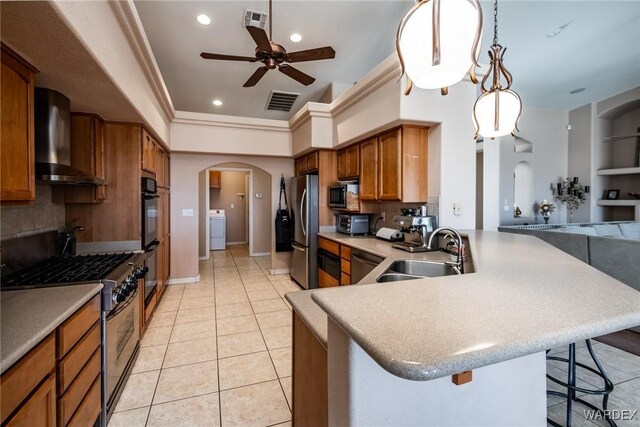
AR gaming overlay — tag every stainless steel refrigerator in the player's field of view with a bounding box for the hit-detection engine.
[290,175,319,289]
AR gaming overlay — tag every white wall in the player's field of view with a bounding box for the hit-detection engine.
[568,104,593,223]
[170,153,293,281]
[494,107,569,226]
[51,1,172,144]
[171,111,292,156]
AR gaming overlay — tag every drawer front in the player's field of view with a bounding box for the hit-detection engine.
[340,245,351,260]
[341,259,351,275]
[66,376,101,427]
[1,333,55,424]
[5,373,56,427]
[58,322,100,394]
[58,349,100,427]
[318,238,339,256]
[57,295,100,358]
[340,272,351,286]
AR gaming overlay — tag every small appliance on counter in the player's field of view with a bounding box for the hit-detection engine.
[336,214,369,235]
[375,227,404,242]
[328,182,359,209]
[391,205,438,252]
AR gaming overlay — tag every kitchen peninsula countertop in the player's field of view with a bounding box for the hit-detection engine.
[1,284,103,374]
[285,230,640,381]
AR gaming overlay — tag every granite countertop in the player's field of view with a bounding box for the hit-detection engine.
[1,284,103,374]
[286,230,640,382]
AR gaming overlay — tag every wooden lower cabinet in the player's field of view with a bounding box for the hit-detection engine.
[293,312,327,427]
[317,269,338,288]
[6,373,56,427]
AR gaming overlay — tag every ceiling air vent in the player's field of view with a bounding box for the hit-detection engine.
[266,91,300,112]
[243,9,267,29]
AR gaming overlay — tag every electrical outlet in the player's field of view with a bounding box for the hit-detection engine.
[453,203,462,216]
[380,212,386,221]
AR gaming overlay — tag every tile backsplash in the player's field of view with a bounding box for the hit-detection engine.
[1,185,65,241]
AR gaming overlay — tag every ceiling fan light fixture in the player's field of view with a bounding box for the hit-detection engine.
[472,0,522,139]
[396,0,483,95]
[197,14,211,26]
[212,99,223,106]
[289,33,302,43]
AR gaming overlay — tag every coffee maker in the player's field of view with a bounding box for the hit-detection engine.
[392,205,438,253]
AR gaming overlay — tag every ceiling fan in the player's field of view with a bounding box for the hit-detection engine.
[200,0,335,87]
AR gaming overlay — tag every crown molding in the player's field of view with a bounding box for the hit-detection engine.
[109,1,175,122]
[289,102,332,132]
[173,111,291,133]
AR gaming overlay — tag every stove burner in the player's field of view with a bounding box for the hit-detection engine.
[1,253,134,287]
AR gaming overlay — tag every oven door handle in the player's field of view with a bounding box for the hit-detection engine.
[144,194,160,200]
[145,241,160,252]
[107,288,138,320]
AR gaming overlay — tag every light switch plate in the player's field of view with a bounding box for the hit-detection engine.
[182,209,194,217]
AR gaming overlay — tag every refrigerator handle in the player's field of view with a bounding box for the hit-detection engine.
[292,243,305,252]
[300,188,307,237]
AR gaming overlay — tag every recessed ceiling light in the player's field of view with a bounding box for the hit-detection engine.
[546,22,570,38]
[289,33,302,43]
[569,88,586,95]
[197,14,211,25]
[212,99,223,106]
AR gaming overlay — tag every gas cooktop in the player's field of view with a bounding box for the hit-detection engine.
[1,253,134,288]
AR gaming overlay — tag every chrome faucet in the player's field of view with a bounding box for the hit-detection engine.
[427,227,465,274]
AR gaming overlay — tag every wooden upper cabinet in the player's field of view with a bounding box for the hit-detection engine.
[295,157,307,176]
[209,170,221,189]
[399,126,429,203]
[1,43,37,204]
[378,128,402,201]
[141,129,157,173]
[337,145,359,180]
[359,138,378,200]
[64,114,106,203]
[156,146,165,187]
[306,151,319,172]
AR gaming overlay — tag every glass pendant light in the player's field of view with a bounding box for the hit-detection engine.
[472,0,522,138]
[396,0,483,96]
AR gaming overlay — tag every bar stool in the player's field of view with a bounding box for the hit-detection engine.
[546,339,616,427]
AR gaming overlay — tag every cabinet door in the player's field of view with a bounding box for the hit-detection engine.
[1,45,36,203]
[157,239,165,296]
[337,149,347,180]
[156,146,165,187]
[141,129,156,173]
[163,152,170,189]
[306,151,319,172]
[359,138,378,200]
[162,191,170,238]
[295,157,307,176]
[346,145,360,178]
[164,234,170,283]
[209,171,221,189]
[378,129,402,201]
[6,374,56,427]
[65,114,106,203]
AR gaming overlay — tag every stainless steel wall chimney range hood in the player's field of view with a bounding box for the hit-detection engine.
[34,88,104,185]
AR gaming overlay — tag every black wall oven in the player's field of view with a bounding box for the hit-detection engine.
[141,177,159,305]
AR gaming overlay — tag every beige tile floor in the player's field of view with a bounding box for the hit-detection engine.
[110,245,299,427]
[110,245,640,426]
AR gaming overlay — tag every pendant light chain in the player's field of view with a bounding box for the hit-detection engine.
[493,0,498,46]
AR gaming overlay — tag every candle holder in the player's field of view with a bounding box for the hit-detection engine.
[551,177,589,223]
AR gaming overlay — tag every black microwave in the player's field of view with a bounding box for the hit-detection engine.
[328,183,359,209]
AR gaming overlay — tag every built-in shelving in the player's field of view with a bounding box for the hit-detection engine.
[597,199,640,206]
[603,133,640,143]
[596,167,640,176]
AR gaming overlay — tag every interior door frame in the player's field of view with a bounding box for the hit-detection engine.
[204,167,254,259]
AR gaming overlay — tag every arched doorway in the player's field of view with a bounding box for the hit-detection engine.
[198,162,272,260]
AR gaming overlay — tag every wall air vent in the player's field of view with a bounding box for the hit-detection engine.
[266,91,300,112]
[243,9,267,29]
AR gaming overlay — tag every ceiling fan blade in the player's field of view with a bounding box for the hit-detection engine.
[246,26,273,53]
[278,65,315,86]
[201,52,256,62]
[286,46,335,63]
[243,67,269,87]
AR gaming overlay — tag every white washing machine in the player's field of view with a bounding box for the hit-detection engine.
[210,209,226,250]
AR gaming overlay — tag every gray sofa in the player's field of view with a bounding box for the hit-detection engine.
[500,222,640,332]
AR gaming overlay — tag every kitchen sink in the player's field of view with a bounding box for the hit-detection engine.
[376,259,460,283]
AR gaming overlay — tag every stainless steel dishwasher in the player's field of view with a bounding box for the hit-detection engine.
[351,249,384,283]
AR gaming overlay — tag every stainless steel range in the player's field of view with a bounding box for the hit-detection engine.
[1,233,149,424]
